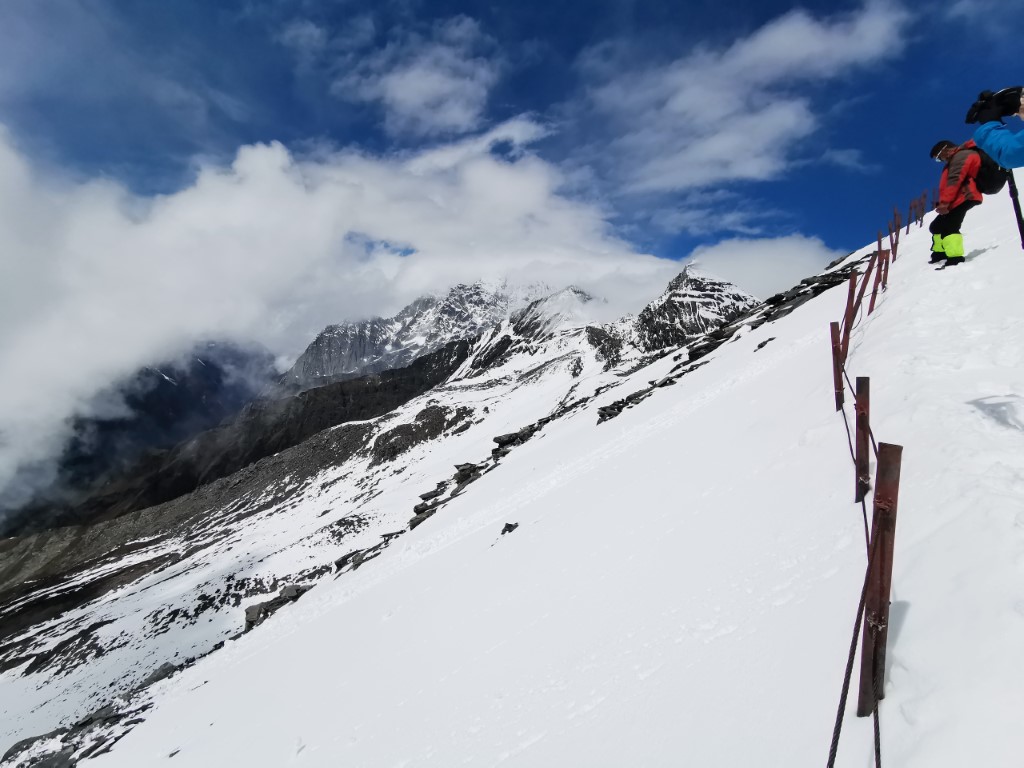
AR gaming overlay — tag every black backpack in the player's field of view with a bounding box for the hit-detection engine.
[970,147,1010,195]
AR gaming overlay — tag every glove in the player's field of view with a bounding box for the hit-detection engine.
[967,91,1003,124]
[996,86,1024,116]
[966,86,1024,124]
[935,203,950,215]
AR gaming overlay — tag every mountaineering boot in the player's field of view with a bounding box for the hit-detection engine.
[941,233,965,266]
[930,234,945,262]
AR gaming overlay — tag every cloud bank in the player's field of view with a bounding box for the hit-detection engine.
[279,14,503,138]
[0,120,679,503]
[580,1,910,195]
[688,235,844,299]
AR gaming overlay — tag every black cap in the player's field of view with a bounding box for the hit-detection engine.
[930,140,956,159]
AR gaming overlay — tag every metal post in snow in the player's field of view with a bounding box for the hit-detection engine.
[857,512,883,718]
[873,442,903,702]
[868,250,887,313]
[840,271,859,363]
[855,377,870,502]
[893,208,901,257]
[830,322,844,411]
[842,253,877,362]
[881,247,890,291]
[857,442,903,717]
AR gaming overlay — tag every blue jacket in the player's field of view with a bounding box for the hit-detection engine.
[974,122,1024,168]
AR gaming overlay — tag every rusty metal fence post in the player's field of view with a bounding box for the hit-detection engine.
[892,208,901,258]
[868,249,888,314]
[854,378,870,501]
[830,322,844,411]
[840,253,877,362]
[839,271,858,361]
[857,442,903,717]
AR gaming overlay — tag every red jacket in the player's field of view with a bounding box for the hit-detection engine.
[939,140,983,209]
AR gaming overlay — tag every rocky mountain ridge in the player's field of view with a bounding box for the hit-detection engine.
[0,343,279,538]
[286,281,541,390]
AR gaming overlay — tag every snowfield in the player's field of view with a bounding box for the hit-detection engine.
[6,193,1024,766]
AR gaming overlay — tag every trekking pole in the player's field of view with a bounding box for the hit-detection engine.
[1008,170,1024,251]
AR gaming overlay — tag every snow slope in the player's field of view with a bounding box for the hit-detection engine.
[10,194,1024,766]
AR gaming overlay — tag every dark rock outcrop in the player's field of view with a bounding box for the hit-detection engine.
[243,584,313,632]
[287,283,510,390]
[5,340,471,537]
[370,405,472,466]
[0,342,279,538]
[585,326,624,369]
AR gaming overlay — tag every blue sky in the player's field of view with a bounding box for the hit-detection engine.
[3,0,1022,256]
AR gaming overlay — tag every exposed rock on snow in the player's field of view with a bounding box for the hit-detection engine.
[243,585,313,632]
[370,405,472,466]
[6,340,472,535]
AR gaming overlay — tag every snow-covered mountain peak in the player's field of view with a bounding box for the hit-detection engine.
[287,280,560,389]
[634,266,759,351]
[511,285,599,340]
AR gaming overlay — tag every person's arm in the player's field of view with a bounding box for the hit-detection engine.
[974,122,1024,168]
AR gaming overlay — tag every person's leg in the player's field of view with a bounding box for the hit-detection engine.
[928,215,948,261]
[939,202,978,265]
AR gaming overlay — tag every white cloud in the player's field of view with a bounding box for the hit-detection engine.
[581,2,910,193]
[947,0,1015,17]
[277,19,329,70]
[330,16,502,137]
[820,148,878,173]
[0,121,679,501]
[649,207,769,237]
[688,234,844,298]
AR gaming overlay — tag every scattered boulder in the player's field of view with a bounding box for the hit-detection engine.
[334,551,361,571]
[501,523,519,535]
[29,748,77,767]
[74,704,120,729]
[136,662,177,690]
[409,509,437,530]
[243,584,313,632]
[419,486,446,501]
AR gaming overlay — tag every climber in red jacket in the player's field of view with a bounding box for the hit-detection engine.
[929,139,983,266]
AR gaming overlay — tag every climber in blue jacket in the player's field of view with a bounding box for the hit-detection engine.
[968,87,1024,168]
